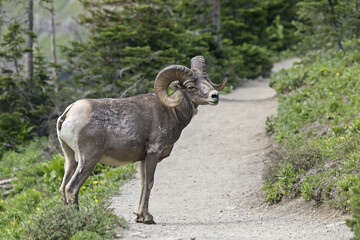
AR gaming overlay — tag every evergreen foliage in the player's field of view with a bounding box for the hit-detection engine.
[61,0,218,99]
[294,0,360,50]
[59,0,300,102]
[0,21,54,155]
[175,0,299,81]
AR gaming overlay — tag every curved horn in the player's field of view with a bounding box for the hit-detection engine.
[191,55,227,91]
[210,78,227,91]
[191,55,206,72]
[154,65,195,108]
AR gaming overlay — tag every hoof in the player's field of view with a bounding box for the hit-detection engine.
[144,219,156,225]
[134,213,156,224]
[136,218,156,224]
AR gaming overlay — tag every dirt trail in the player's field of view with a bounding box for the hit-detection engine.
[111,59,353,240]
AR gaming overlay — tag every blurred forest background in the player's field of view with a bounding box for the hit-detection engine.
[0,0,301,154]
[3,0,360,239]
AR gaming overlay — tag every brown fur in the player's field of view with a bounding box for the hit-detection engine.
[57,58,224,224]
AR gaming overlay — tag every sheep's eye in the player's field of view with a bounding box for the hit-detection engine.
[187,86,197,91]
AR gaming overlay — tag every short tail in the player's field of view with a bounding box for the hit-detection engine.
[57,103,74,131]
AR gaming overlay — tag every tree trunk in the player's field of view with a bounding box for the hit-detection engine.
[27,0,34,87]
[0,1,2,40]
[49,1,59,93]
[328,0,343,50]
[39,0,60,94]
[212,0,222,51]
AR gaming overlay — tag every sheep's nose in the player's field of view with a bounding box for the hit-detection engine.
[211,92,219,100]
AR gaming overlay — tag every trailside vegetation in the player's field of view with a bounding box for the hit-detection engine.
[263,1,360,239]
[264,48,360,208]
[0,138,136,239]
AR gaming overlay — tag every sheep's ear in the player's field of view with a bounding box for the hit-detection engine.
[170,81,183,90]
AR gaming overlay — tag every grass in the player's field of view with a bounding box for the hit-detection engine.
[264,46,360,210]
[0,139,136,239]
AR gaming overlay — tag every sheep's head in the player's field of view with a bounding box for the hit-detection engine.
[154,56,226,108]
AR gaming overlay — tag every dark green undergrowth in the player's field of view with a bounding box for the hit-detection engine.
[264,46,360,237]
[0,138,136,239]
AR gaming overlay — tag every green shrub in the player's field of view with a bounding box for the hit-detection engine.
[265,116,275,135]
[3,188,42,216]
[265,49,360,214]
[0,112,35,152]
[263,142,323,184]
[346,180,360,239]
[0,138,136,240]
[333,174,358,209]
[24,203,118,240]
[224,43,273,79]
[263,164,299,203]
[0,188,43,238]
[0,138,48,179]
[38,154,65,192]
[70,230,103,240]
[269,64,304,94]
[9,154,64,197]
[300,174,321,200]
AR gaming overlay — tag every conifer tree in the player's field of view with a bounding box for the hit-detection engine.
[176,0,298,80]
[27,0,34,87]
[0,21,24,75]
[0,21,31,152]
[294,0,360,50]
[39,0,59,94]
[0,19,53,154]
[62,0,214,99]
[0,0,3,40]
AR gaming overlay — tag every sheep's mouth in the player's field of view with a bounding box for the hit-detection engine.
[208,99,219,105]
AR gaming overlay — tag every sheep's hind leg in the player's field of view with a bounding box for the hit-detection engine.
[135,153,158,224]
[65,151,101,207]
[59,141,77,204]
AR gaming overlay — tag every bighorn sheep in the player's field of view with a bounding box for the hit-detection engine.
[57,56,226,224]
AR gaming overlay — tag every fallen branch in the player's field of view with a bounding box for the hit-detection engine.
[0,177,16,185]
[0,184,13,190]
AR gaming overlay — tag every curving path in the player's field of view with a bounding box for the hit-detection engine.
[110,59,352,240]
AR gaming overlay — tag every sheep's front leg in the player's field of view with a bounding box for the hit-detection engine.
[134,160,145,217]
[134,153,158,224]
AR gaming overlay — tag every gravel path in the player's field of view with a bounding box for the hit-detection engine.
[110,59,353,240]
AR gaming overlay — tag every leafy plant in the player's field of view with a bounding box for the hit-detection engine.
[38,154,65,192]
[294,0,360,50]
[265,48,360,236]
[0,139,136,239]
[263,164,299,203]
[265,115,275,135]
[24,203,119,240]
[269,64,304,94]
[347,180,360,239]
[70,230,103,240]
[300,174,321,200]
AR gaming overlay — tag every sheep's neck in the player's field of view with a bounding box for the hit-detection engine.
[173,94,197,130]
